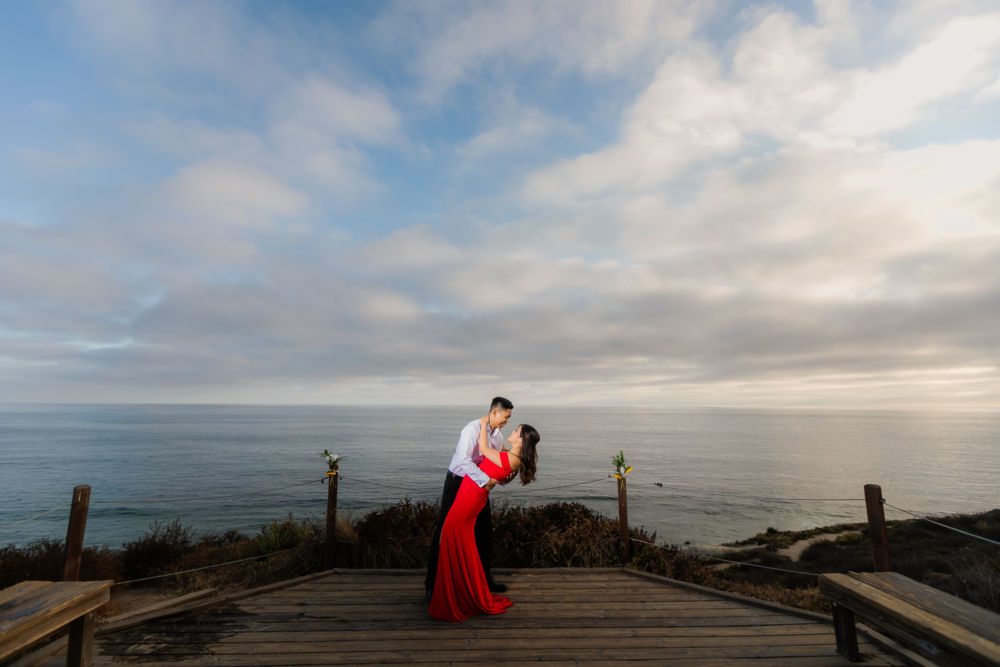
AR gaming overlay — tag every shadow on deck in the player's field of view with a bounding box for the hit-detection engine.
[91,568,909,665]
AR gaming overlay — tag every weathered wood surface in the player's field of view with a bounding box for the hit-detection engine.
[86,569,905,665]
[820,572,1000,666]
[0,579,112,661]
[849,571,1000,645]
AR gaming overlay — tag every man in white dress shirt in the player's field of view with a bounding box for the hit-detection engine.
[424,396,513,604]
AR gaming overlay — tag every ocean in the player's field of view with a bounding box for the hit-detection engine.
[1,404,997,549]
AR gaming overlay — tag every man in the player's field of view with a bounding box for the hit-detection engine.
[425,396,513,604]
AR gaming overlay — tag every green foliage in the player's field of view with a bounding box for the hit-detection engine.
[835,531,863,544]
[255,515,321,553]
[610,450,632,478]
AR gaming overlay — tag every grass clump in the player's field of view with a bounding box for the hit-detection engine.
[256,515,321,553]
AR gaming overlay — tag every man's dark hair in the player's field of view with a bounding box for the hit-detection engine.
[490,396,513,411]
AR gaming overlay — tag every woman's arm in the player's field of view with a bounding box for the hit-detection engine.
[478,417,521,471]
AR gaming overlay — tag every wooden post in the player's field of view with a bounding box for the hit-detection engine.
[864,484,891,572]
[617,475,630,564]
[66,612,95,667]
[63,485,91,582]
[324,472,339,569]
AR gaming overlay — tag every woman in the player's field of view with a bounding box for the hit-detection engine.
[428,417,540,622]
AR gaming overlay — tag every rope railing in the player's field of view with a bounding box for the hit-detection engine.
[883,500,1000,548]
[112,543,320,587]
[91,477,327,505]
[497,476,608,493]
[0,504,72,532]
[9,466,996,594]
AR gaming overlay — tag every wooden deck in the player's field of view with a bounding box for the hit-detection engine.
[85,568,907,665]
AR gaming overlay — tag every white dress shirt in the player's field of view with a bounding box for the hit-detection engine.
[448,419,504,487]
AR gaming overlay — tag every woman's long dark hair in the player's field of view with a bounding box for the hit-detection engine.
[516,424,539,485]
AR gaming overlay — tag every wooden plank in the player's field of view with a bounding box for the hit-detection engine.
[99,632,850,654]
[92,659,889,667]
[821,573,1000,666]
[0,581,110,660]
[254,590,717,604]
[623,568,835,625]
[91,643,859,664]
[0,582,106,627]
[0,582,110,635]
[101,589,217,627]
[103,614,817,631]
[850,572,1000,644]
[0,581,51,607]
[97,589,220,635]
[235,599,761,613]
[98,624,832,643]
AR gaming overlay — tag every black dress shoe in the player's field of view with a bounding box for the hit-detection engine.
[487,581,508,593]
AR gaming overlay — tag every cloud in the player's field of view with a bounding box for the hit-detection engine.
[457,105,568,161]
[825,12,1000,137]
[374,0,703,102]
[65,0,287,96]
[166,161,307,226]
[522,6,1000,205]
[3,1,1000,407]
[274,77,401,147]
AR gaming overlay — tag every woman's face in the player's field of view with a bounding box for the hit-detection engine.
[507,425,523,446]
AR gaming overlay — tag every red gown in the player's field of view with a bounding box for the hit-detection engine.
[428,452,514,622]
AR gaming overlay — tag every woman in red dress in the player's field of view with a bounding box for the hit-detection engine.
[428,416,540,622]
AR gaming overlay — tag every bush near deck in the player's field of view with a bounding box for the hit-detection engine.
[1,503,996,616]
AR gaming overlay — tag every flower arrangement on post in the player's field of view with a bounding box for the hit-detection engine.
[610,450,633,479]
[322,449,340,483]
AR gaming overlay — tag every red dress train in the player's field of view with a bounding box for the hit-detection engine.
[428,452,514,622]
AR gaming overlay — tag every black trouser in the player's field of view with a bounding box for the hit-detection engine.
[425,471,494,593]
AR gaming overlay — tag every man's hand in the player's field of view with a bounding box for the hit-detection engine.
[502,469,518,485]
[485,478,498,490]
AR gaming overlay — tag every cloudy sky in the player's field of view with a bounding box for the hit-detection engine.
[1,0,999,408]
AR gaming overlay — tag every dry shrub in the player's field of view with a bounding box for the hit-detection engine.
[0,540,121,588]
[121,519,194,580]
[346,499,438,568]
[630,540,713,585]
[712,580,830,614]
[492,502,622,567]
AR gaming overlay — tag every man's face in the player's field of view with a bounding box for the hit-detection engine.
[491,408,512,429]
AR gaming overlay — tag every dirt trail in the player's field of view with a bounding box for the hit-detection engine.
[776,531,855,561]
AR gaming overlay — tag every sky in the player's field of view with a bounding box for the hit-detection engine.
[1,0,999,408]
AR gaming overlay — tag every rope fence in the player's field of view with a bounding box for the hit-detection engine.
[883,500,1000,548]
[6,466,996,596]
[112,543,320,587]
[91,477,328,505]
[0,504,72,532]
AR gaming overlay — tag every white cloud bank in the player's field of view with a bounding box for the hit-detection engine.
[1,1,999,408]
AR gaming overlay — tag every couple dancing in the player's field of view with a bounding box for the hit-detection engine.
[425,397,540,622]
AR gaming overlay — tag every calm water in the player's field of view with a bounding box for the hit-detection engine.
[1,405,997,549]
